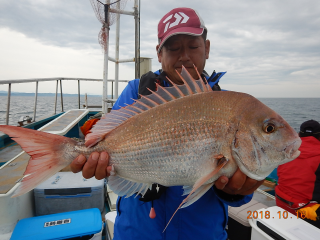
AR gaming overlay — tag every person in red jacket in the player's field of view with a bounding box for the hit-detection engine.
[275,119,320,228]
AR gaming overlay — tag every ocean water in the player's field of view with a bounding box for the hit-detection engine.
[0,95,103,126]
[259,98,320,132]
[0,96,319,132]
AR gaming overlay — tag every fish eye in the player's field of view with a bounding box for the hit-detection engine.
[264,123,276,133]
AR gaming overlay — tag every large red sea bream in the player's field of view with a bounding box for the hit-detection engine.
[0,67,301,214]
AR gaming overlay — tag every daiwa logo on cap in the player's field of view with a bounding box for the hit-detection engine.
[157,8,207,53]
[163,12,190,33]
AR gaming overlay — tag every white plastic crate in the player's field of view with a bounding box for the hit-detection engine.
[249,206,320,240]
[34,172,105,216]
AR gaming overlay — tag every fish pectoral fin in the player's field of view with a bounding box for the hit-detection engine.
[214,154,225,160]
[108,174,152,198]
[182,156,229,206]
[163,158,229,232]
[181,183,214,208]
[182,185,193,196]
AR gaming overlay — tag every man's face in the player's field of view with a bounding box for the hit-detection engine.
[156,34,210,84]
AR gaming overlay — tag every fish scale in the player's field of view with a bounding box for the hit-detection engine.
[93,93,234,187]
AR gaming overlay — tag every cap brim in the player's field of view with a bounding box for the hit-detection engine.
[158,27,204,53]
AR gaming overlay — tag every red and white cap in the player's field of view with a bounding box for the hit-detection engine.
[157,7,206,53]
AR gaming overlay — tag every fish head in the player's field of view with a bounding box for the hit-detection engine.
[231,97,301,180]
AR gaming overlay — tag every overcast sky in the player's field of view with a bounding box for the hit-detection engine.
[0,0,319,98]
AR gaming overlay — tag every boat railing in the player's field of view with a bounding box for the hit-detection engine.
[0,77,129,125]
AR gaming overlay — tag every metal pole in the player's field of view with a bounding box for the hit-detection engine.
[85,93,88,109]
[33,81,38,122]
[54,80,58,114]
[112,81,114,100]
[60,79,64,112]
[114,1,120,99]
[103,1,110,113]
[134,0,140,78]
[78,80,81,109]
[109,8,134,16]
[5,83,11,125]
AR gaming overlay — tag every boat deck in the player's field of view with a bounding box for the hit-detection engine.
[0,152,29,194]
[0,144,23,165]
[252,185,276,207]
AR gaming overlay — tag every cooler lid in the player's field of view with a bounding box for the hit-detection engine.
[10,208,102,240]
[228,199,267,227]
[34,172,104,191]
[249,206,320,240]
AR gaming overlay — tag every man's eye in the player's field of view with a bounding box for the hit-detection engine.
[190,46,199,49]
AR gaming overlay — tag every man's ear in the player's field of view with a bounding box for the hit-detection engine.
[205,39,210,59]
[156,45,162,63]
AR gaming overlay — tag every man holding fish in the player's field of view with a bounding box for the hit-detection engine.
[71,7,266,240]
[0,6,301,240]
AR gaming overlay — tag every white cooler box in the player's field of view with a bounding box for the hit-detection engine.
[228,199,267,240]
[10,208,103,240]
[34,172,105,216]
[249,206,320,240]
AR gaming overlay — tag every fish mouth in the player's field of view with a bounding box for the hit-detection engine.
[284,139,301,160]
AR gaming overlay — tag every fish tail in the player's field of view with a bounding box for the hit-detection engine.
[0,125,78,197]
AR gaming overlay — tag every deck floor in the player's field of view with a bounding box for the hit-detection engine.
[0,143,23,164]
[0,150,29,194]
[252,185,276,207]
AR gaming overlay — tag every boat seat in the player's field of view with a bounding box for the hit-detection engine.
[38,109,89,136]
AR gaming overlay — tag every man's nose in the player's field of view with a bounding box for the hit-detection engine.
[178,47,190,61]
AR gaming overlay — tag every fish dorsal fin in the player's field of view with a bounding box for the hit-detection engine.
[85,66,212,147]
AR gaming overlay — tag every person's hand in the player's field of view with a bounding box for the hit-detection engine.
[215,168,264,195]
[70,152,112,180]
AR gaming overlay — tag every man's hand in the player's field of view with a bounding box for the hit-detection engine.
[70,152,111,180]
[215,168,264,195]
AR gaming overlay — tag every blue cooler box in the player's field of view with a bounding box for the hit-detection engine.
[10,208,103,240]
